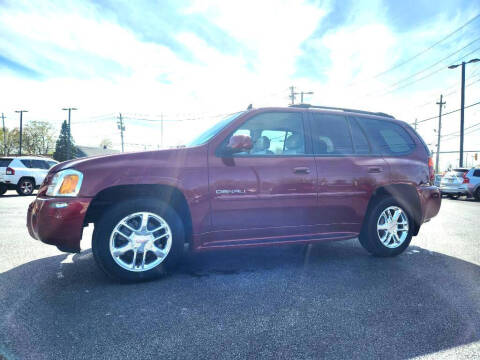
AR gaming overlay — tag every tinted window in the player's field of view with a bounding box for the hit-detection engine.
[0,158,12,167]
[357,118,415,155]
[21,160,33,168]
[349,117,370,154]
[228,112,305,156]
[473,169,480,177]
[310,113,353,155]
[47,161,57,168]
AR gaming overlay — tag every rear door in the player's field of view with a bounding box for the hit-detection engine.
[309,112,389,235]
[207,110,318,245]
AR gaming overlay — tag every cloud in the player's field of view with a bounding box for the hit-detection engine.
[0,0,479,169]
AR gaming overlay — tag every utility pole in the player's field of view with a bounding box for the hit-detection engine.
[435,95,446,173]
[460,63,465,167]
[62,107,77,159]
[448,58,480,167]
[160,113,164,149]
[414,118,418,131]
[300,91,314,104]
[117,113,125,152]
[1,113,6,155]
[289,86,298,105]
[15,110,28,155]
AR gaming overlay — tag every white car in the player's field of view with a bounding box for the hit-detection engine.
[0,156,58,196]
[439,168,469,199]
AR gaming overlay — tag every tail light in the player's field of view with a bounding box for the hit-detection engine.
[463,173,470,184]
[428,157,435,184]
[6,167,14,175]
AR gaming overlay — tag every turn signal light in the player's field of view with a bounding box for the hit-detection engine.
[58,174,80,194]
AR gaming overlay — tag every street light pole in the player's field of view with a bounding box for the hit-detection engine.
[448,58,479,167]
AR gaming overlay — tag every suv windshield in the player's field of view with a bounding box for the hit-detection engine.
[188,111,245,146]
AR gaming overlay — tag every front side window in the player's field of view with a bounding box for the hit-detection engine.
[356,117,416,155]
[226,112,306,156]
[310,113,353,155]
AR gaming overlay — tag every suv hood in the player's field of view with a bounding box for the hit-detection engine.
[51,148,190,174]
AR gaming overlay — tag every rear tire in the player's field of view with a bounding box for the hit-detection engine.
[0,183,7,196]
[359,197,413,257]
[92,198,185,282]
[474,188,480,201]
[16,178,35,196]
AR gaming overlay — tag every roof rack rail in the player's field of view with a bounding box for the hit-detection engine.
[288,104,395,119]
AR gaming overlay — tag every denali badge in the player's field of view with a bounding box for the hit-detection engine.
[216,189,246,194]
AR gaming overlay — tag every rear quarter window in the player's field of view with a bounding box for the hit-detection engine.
[473,169,480,177]
[356,117,416,156]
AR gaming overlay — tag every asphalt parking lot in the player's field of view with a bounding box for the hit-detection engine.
[1,191,479,359]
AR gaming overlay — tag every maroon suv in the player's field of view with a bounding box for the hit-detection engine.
[27,105,441,281]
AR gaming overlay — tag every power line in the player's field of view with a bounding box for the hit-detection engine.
[374,13,480,78]
[381,45,480,95]
[387,36,480,89]
[412,100,480,125]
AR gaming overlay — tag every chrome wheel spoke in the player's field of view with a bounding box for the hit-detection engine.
[140,213,149,231]
[152,245,167,259]
[141,249,147,269]
[112,243,132,257]
[131,248,138,269]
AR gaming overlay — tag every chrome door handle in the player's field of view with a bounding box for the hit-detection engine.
[368,167,383,173]
[293,167,311,174]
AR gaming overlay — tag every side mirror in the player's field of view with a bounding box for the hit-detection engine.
[224,134,253,155]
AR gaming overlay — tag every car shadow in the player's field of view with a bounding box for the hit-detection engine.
[1,240,479,359]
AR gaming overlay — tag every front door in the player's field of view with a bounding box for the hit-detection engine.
[206,110,318,245]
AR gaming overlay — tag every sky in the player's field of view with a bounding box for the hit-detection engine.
[1,0,479,170]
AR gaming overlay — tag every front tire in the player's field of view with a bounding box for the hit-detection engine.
[16,178,34,196]
[359,197,413,257]
[92,198,185,282]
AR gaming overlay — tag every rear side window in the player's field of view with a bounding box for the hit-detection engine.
[356,117,415,155]
[32,160,49,169]
[310,113,353,155]
[473,169,480,177]
[349,117,370,154]
[0,158,13,167]
[21,160,33,168]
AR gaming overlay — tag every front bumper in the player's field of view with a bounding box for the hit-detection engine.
[417,185,441,224]
[27,196,92,253]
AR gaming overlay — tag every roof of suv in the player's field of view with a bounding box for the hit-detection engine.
[288,104,395,119]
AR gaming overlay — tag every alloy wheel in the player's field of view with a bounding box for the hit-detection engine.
[109,212,172,272]
[376,206,409,249]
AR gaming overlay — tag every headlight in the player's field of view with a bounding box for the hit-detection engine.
[46,169,83,197]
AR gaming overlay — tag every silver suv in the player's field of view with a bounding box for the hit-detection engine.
[439,168,469,199]
[464,168,480,200]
